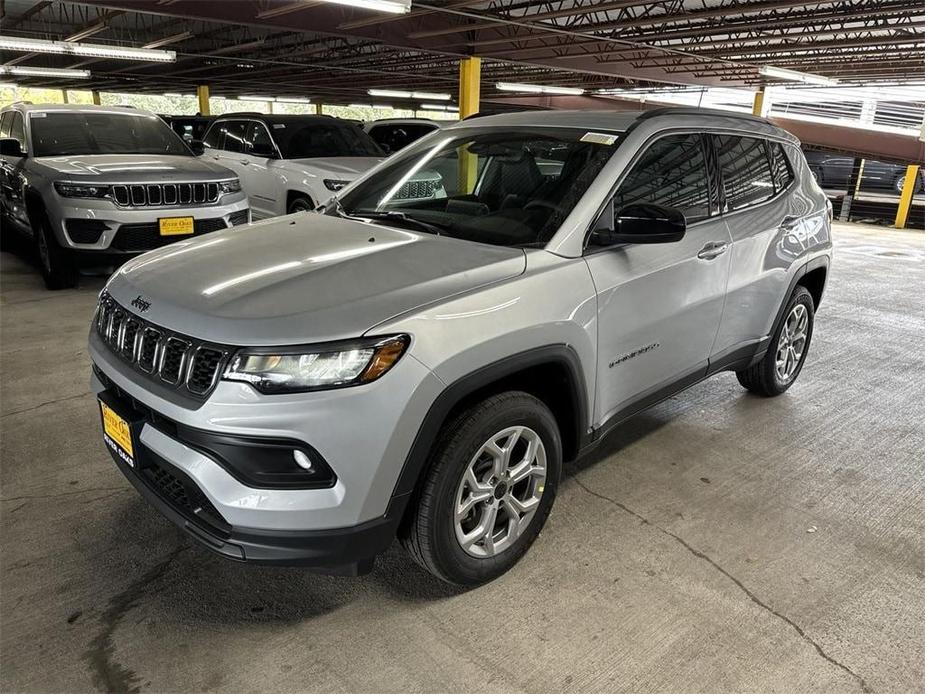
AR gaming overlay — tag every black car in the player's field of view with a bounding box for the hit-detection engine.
[803,149,923,195]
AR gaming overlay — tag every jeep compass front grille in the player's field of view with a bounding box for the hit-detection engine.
[111,182,220,207]
[95,293,231,399]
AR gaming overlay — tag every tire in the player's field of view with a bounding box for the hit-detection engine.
[33,208,78,290]
[737,285,814,397]
[894,173,923,195]
[400,391,562,586]
[287,196,314,214]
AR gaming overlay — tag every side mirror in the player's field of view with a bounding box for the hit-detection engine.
[591,202,686,246]
[0,138,25,158]
[249,142,276,158]
[188,139,205,155]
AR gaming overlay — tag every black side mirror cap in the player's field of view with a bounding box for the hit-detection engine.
[591,202,686,246]
[0,138,25,158]
[189,139,205,155]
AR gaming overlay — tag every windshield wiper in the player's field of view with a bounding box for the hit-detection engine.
[353,211,450,237]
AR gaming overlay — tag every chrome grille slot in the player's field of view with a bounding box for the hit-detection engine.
[160,337,189,385]
[137,328,161,373]
[120,319,140,359]
[93,294,229,399]
[108,182,222,207]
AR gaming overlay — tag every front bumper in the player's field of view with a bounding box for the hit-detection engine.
[49,193,250,252]
[95,384,399,573]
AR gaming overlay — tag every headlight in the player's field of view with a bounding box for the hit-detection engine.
[224,335,410,394]
[218,179,242,194]
[54,182,110,199]
[324,179,350,192]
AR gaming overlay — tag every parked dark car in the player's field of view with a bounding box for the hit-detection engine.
[803,149,923,195]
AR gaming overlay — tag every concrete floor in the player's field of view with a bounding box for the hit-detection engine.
[1,222,923,693]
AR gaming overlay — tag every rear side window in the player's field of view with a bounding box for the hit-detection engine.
[714,135,775,211]
[0,112,11,138]
[768,142,794,192]
[614,133,712,222]
[245,122,274,155]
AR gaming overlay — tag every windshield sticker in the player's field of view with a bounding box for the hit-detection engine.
[580,132,617,145]
[273,123,286,129]
[30,112,47,118]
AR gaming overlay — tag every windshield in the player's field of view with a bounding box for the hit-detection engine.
[30,111,190,157]
[333,127,619,247]
[273,121,383,159]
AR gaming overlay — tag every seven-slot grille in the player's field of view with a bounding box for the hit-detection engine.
[95,294,230,397]
[111,182,220,207]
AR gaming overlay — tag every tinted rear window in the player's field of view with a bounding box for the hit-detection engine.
[30,111,190,157]
[714,135,775,211]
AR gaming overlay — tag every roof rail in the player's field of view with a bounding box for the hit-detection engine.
[639,106,772,126]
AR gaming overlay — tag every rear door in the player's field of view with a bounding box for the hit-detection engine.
[711,136,804,357]
[586,132,732,425]
[0,112,28,228]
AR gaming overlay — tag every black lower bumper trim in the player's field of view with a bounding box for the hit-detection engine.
[97,388,401,574]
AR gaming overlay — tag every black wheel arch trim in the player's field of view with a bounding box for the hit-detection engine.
[386,344,589,519]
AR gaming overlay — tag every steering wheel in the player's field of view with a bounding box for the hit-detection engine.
[524,199,567,214]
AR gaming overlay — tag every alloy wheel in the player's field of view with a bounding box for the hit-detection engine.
[776,303,809,382]
[454,426,547,558]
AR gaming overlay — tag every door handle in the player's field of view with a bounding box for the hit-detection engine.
[697,241,728,260]
[239,160,250,166]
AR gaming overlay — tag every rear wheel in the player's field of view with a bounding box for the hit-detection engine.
[33,208,78,290]
[736,285,814,396]
[287,195,314,214]
[400,391,561,585]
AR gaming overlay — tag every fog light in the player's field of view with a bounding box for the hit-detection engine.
[293,449,314,471]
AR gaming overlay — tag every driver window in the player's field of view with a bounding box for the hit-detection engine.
[615,134,712,222]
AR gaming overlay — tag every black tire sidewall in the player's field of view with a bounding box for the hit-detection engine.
[288,197,314,214]
[767,288,814,393]
[426,394,562,585]
[33,210,77,290]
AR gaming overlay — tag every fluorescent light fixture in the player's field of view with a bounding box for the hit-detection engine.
[0,66,90,79]
[496,82,585,96]
[759,66,838,87]
[349,103,392,109]
[163,92,193,98]
[0,36,175,62]
[237,95,275,102]
[319,0,412,14]
[0,82,18,89]
[276,96,312,104]
[368,89,452,100]
[420,103,457,111]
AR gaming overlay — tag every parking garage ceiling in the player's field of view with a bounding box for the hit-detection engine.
[1,0,924,103]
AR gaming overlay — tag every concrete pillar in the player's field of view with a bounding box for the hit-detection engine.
[196,85,210,116]
[894,165,920,229]
[839,158,865,222]
[458,56,481,193]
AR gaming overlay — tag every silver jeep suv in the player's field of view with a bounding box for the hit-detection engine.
[0,103,249,289]
[89,108,831,585]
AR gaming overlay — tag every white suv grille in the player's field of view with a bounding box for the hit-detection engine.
[111,182,220,207]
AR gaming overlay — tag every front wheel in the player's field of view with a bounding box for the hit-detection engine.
[287,195,314,214]
[736,285,814,396]
[400,391,561,586]
[33,209,78,290]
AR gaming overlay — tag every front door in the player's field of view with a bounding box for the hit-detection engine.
[242,121,280,217]
[586,133,731,427]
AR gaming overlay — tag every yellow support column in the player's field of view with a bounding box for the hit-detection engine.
[458,56,481,193]
[315,103,323,115]
[752,89,765,117]
[91,90,101,105]
[894,164,920,229]
[61,89,69,104]
[196,85,210,116]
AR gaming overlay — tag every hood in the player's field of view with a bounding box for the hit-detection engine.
[288,156,384,177]
[106,214,526,345]
[32,154,235,182]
